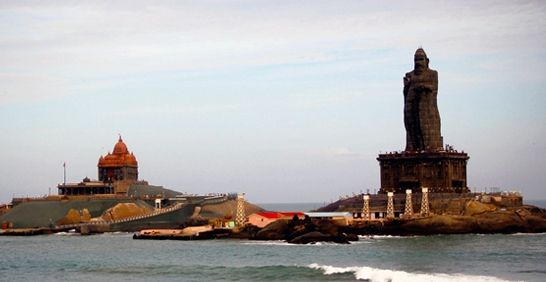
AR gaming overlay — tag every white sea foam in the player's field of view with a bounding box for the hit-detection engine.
[53,229,79,236]
[357,235,424,241]
[308,263,512,282]
[53,231,134,236]
[242,240,349,246]
[512,232,546,236]
[358,235,407,239]
[242,240,292,246]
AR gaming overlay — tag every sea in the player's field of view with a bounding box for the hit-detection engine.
[1,200,545,282]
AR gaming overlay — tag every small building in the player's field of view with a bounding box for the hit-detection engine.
[247,212,306,228]
[247,212,282,228]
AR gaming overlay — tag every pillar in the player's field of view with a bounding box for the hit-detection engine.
[362,195,370,219]
[235,193,246,227]
[387,192,394,219]
[420,187,429,216]
[404,189,413,217]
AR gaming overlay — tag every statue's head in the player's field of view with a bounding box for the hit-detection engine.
[413,48,429,75]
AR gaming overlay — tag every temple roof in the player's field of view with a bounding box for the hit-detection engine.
[113,136,129,155]
[98,136,138,167]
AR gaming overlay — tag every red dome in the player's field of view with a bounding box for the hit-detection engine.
[98,136,138,167]
[113,136,129,155]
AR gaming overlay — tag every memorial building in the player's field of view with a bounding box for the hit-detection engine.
[58,136,141,196]
[377,48,469,194]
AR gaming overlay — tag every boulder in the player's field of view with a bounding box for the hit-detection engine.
[463,201,497,216]
[524,214,546,233]
[81,209,91,222]
[254,219,289,240]
[80,223,110,235]
[289,231,330,244]
[401,215,477,234]
[345,233,359,241]
[472,210,528,233]
[316,220,341,237]
[100,203,151,221]
[288,231,353,244]
[56,209,83,225]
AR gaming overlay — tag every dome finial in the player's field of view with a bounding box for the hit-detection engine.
[118,133,122,142]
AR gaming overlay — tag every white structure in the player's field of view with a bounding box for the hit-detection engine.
[404,189,413,217]
[362,195,370,219]
[386,192,394,219]
[236,193,246,226]
[420,187,429,216]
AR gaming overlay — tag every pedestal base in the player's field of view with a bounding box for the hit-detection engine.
[377,151,469,194]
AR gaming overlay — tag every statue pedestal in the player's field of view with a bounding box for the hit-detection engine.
[377,151,469,194]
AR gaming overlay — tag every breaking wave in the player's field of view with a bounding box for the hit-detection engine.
[308,263,511,282]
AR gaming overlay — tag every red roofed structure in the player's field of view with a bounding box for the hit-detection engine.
[98,136,138,182]
[58,136,140,196]
[247,212,306,228]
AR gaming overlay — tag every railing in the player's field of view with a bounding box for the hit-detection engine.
[199,196,229,205]
[378,149,467,157]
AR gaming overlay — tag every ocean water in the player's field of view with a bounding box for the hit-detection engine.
[523,200,546,209]
[1,232,545,281]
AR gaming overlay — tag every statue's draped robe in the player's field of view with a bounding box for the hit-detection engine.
[403,69,442,151]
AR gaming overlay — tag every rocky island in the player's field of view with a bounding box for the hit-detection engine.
[3,48,545,241]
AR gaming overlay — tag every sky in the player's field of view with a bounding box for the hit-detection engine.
[1,1,545,204]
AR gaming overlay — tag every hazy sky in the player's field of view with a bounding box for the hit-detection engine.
[1,1,545,204]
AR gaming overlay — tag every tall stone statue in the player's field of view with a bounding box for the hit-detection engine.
[403,48,443,151]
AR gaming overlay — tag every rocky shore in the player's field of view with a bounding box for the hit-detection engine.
[228,203,546,244]
[3,198,545,242]
[344,205,546,236]
[248,216,358,244]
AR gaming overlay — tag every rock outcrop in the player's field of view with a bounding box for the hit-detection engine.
[56,209,83,225]
[463,201,497,216]
[251,217,358,244]
[100,203,151,221]
[56,208,91,225]
[345,204,546,235]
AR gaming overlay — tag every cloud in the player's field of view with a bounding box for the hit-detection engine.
[3,3,541,61]
[106,103,246,116]
[325,147,353,156]
[1,1,545,104]
[0,73,69,104]
[300,147,371,158]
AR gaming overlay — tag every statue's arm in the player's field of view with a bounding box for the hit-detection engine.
[430,70,438,94]
[419,71,438,93]
[403,73,411,97]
